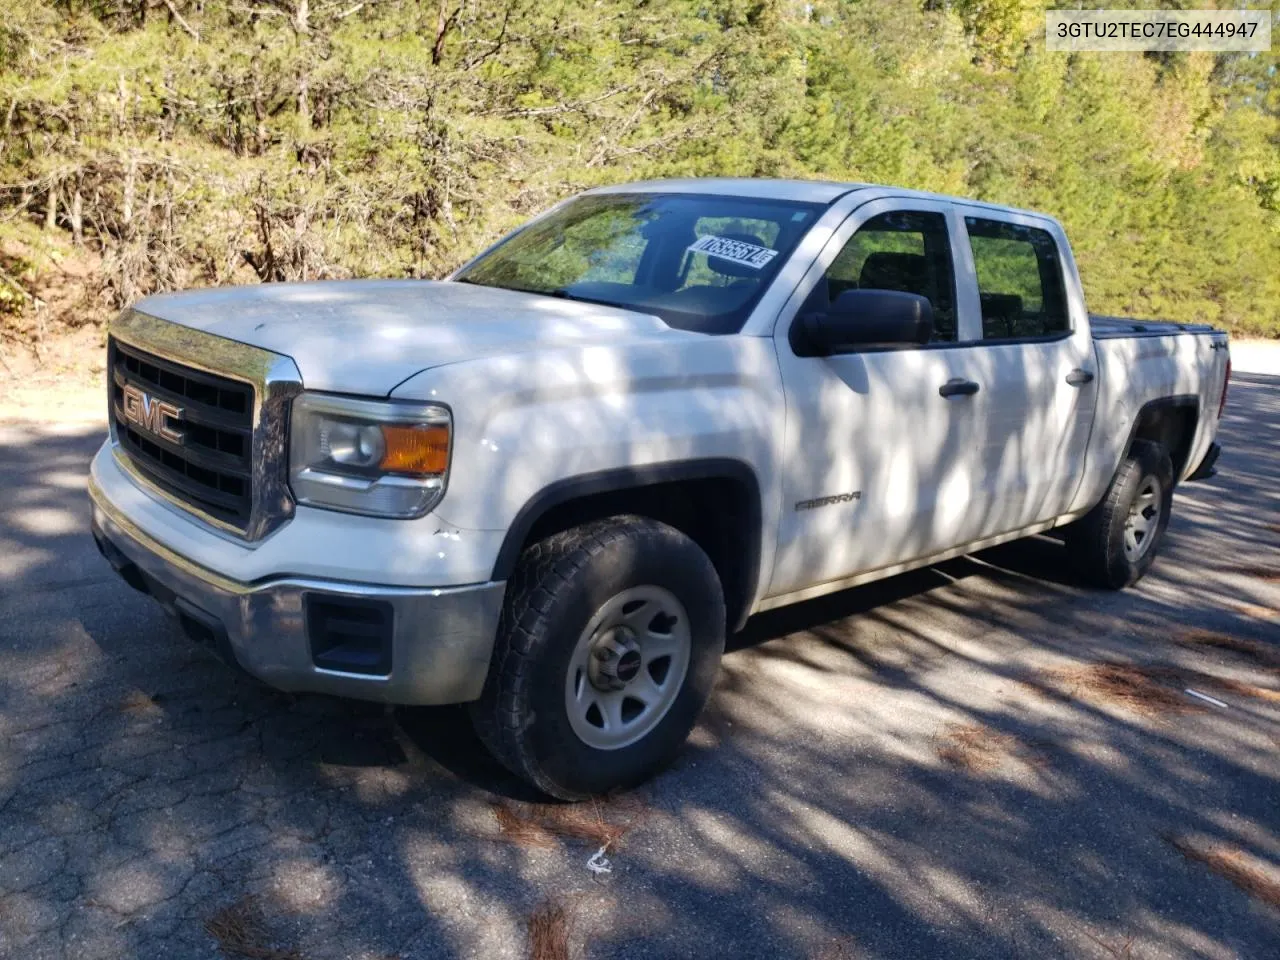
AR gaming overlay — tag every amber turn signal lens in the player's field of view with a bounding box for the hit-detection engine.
[378,424,449,475]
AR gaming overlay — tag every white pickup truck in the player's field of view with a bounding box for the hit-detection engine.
[89,179,1230,799]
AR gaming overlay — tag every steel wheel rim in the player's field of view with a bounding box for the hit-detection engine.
[1123,474,1162,561]
[564,585,692,751]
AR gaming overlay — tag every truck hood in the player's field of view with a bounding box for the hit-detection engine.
[133,279,686,394]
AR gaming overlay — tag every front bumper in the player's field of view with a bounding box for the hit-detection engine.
[89,477,504,705]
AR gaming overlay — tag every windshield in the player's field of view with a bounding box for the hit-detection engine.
[454,193,825,334]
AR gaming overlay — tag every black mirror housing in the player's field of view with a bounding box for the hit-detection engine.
[793,289,935,356]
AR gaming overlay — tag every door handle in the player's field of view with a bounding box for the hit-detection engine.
[1065,368,1095,386]
[939,378,980,398]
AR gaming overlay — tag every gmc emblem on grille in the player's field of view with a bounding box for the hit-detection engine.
[121,384,185,445]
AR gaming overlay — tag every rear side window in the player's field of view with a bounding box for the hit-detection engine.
[966,217,1070,340]
[823,211,957,342]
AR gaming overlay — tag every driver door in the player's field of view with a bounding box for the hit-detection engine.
[766,198,986,600]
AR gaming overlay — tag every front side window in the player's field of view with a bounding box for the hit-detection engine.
[966,217,1070,340]
[454,193,823,334]
[819,210,957,342]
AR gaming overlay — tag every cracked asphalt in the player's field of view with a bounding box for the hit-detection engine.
[1,371,1278,960]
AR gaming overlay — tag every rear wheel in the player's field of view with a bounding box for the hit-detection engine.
[1065,440,1174,589]
[470,516,725,800]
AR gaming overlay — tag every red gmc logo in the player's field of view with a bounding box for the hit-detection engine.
[122,384,185,445]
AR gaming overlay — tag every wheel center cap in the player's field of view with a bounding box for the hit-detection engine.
[615,650,642,683]
[588,627,642,692]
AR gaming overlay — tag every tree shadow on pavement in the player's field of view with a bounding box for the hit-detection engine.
[0,373,1277,960]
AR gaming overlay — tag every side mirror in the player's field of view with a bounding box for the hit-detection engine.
[793,289,935,356]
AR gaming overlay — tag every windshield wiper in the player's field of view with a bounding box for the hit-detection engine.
[507,285,571,299]
[459,279,572,299]
[455,279,635,312]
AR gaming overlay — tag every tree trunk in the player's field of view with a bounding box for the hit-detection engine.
[71,183,84,245]
[253,82,266,155]
[117,69,129,136]
[121,156,138,303]
[296,0,311,130]
[44,184,58,230]
[432,0,454,66]
[123,156,136,236]
[298,78,310,132]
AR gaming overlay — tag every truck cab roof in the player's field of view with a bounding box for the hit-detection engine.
[584,177,1061,226]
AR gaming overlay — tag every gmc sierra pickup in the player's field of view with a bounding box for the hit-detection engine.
[89,179,1230,799]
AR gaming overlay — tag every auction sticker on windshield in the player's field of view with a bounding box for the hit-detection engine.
[688,235,778,270]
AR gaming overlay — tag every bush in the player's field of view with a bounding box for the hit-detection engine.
[0,0,1276,343]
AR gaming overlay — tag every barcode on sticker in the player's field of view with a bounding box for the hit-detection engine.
[687,235,778,270]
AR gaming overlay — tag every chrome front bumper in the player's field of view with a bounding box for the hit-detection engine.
[89,477,504,705]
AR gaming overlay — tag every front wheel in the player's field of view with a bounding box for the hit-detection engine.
[1065,439,1174,589]
[469,516,725,800]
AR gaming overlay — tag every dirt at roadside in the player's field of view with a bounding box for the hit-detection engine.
[0,325,106,423]
[1,231,110,423]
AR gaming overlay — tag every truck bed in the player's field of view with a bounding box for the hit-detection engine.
[1080,314,1229,508]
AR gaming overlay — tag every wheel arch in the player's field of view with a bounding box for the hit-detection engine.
[491,459,763,632]
[1122,395,1200,482]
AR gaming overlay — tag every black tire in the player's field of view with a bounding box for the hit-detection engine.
[469,516,725,800]
[1065,439,1174,589]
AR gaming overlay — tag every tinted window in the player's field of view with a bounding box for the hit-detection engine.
[455,193,823,334]
[966,217,1070,339]
[821,210,957,342]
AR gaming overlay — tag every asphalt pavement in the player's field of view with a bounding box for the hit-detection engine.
[0,372,1277,959]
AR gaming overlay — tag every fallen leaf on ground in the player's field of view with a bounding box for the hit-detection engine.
[117,690,161,714]
[1223,566,1280,583]
[1040,663,1199,716]
[204,896,302,960]
[1164,834,1280,910]
[527,900,570,960]
[1178,630,1280,668]
[935,723,1020,772]
[490,796,647,850]
[1039,661,1280,714]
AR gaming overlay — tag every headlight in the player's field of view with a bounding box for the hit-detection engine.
[288,393,451,519]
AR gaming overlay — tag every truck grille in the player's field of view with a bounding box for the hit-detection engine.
[109,337,256,530]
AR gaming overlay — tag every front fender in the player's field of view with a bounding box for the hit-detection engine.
[390,336,785,611]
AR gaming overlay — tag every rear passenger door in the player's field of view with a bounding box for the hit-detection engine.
[957,210,1098,534]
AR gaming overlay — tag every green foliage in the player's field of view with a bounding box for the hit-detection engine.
[0,0,1277,338]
